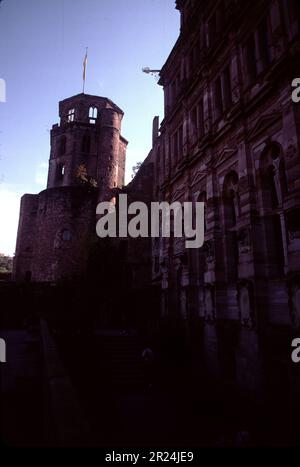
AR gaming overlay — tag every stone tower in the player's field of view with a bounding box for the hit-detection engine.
[13,93,128,282]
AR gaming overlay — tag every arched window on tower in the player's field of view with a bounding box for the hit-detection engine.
[59,135,66,155]
[81,131,91,153]
[223,171,239,281]
[54,228,73,249]
[56,163,65,182]
[89,106,98,124]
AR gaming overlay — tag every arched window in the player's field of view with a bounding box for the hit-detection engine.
[56,163,65,181]
[67,108,75,122]
[59,135,66,155]
[260,142,287,209]
[89,106,98,124]
[81,132,91,153]
[54,229,73,249]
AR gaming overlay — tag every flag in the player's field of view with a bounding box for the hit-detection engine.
[83,49,88,83]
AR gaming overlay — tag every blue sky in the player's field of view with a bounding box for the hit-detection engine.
[0,0,179,255]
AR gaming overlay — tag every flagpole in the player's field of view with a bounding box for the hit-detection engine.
[82,47,88,94]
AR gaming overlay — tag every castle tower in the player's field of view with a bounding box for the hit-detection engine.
[13,93,128,282]
[47,93,127,197]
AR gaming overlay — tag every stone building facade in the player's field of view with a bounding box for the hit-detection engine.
[13,93,127,282]
[151,0,300,396]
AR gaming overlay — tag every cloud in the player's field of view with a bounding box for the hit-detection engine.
[35,161,48,186]
[0,185,22,256]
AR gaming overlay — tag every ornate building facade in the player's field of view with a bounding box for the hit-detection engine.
[151,0,300,396]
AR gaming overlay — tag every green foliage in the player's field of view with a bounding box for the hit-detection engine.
[0,254,13,273]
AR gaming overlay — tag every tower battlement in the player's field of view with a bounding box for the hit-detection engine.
[47,93,127,195]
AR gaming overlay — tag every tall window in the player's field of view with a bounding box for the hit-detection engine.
[223,171,239,280]
[244,18,271,86]
[172,126,183,165]
[67,108,75,122]
[261,142,287,210]
[89,106,98,124]
[173,132,178,164]
[81,132,91,153]
[257,18,270,69]
[245,35,257,85]
[172,125,183,163]
[56,163,65,182]
[260,143,287,276]
[59,135,66,155]
[286,0,300,27]
[190,99,204,142]
[224,171,239,227]
[215,76,223,118]
[208,13,217,46]
[198,99,204,137]
[216,1,225,33]
[223,66,232,111]
[178,126,183,157]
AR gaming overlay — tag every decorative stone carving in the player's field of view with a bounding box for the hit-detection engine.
[286,143,297,159]
[237,280,255,328]
[286,208,300,240]
[204,285,215,322]
[180,287,188,320]
[238,228,251,254]
[203,240,215,263]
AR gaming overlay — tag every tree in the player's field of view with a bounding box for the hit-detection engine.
[0,254,13,273]
[131,162,142,179]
